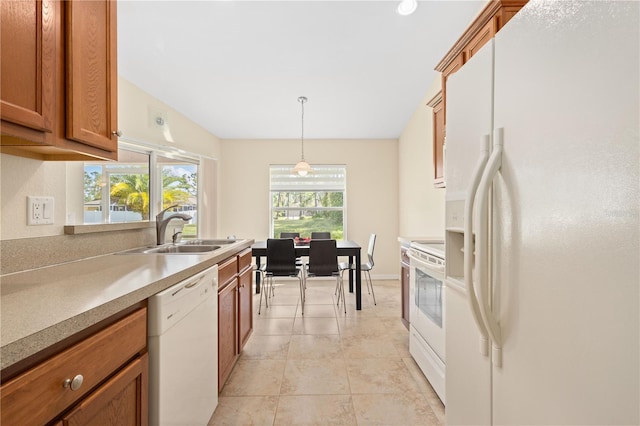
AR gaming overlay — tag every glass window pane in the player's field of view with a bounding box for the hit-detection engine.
[273,210,343,240]
[158,155,198,237]
[84,149,150,223]
[270,165,346,239]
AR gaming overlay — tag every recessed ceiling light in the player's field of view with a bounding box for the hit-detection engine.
[397,0,418,16]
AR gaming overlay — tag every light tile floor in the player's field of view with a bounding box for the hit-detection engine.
[209,278,445,426]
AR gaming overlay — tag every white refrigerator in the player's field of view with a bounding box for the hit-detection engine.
[444,1,639,425]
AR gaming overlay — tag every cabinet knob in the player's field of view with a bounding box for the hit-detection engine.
[111,130,123,137]
[63,374,84,391]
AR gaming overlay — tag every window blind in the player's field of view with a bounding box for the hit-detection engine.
[270,165,346,191]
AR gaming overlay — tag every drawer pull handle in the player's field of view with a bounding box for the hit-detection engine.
[112,130,123,137]
[63,374,84,391]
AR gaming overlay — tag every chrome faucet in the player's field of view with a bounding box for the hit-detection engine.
[156,204,192,245]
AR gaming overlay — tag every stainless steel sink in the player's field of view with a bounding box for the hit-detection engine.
[179,239,237,245]
[117,244,221,254]
[145,244,221,254]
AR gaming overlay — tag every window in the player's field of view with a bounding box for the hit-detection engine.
[270,165,346,239]
[84,142,200,236]
[84,148,150,223]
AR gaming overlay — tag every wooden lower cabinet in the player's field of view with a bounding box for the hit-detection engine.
[238,249,254,350]
[0,307,148,425]
[218,276,239,393]
[218,248,254,392]
[61,354,148,426]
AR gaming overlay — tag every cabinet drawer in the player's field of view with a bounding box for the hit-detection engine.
[0,308,147,426]
[238,248,252,273]
[218,256,238,288]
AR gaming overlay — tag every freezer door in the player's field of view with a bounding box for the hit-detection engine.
[492,1,639,424]
[444,39,494,425]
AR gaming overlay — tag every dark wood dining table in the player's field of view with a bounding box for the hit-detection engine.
[251,240,363,310]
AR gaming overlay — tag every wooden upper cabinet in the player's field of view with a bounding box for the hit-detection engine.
[427,92,445,188]
[435,0,528,77]
[463,20,496,63]
[430,0,527,188]
[66,0,118,152]
[0,0,56,133]
[0,0,118,161]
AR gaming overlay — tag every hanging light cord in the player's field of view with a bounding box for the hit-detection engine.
[298,96,307,161]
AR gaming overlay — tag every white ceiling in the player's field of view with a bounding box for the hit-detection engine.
[117,1,484,140]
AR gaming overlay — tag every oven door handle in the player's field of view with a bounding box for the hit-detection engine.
[464,134,490,357]
[476,128,504,367]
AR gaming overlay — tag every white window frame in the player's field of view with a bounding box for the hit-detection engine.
[269,164,347,238]
[83,140,202,230]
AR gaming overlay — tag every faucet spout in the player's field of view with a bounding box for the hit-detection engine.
[156,205,192,245]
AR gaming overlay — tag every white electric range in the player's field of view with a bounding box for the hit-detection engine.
[407,240,446,404]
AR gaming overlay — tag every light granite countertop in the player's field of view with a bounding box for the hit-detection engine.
[0,239,254,370]
[397,236,445,246]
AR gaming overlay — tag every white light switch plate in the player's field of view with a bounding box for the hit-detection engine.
[27,196,54,225]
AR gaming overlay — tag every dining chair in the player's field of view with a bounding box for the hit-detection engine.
[306,239,345,313]
[280,232,300,239]
[310,231,331,239]
[280,232,303,265]
[258,238,304,315]
[340,233,377,305]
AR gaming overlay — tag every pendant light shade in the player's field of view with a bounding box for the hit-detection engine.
[293,96,312,176]
[293,159,312,176]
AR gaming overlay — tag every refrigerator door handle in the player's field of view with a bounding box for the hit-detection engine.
[476,127,504,367]
[464,134,491,356]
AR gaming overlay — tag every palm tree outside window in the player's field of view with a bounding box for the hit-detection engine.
[84,144,199,237]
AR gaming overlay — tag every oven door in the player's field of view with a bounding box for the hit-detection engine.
[408,248,446,403]
[409,250,445,362]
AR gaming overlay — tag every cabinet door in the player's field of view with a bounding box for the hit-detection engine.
[0,0,55,133]
[463,20,496,63]
[400,250,410,329]
[432,98,445,187]
[237,267,253,350]
[61,354,148,426]
[218,279,238,392]
[65,0,117,152]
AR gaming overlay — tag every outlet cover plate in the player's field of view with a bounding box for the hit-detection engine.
[27,196,54,225]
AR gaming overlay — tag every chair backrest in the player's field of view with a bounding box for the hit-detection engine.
[310,231,331,240]
[280,232,300,239]
[266,238,298,276]
[367,233,376,266]
[307,239,339,276]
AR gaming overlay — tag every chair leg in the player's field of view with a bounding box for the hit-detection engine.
[338,275,346,314]
[299,275,305,316]
[365,270,376,305]
[267,276,273,307]
[337,270,346,305]
[258,272,266,314]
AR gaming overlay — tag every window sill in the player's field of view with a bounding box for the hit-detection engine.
[64,221,154,235]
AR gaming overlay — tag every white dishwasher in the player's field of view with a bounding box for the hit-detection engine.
[148,265,218,426]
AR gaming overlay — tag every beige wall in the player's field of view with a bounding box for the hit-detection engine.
[117,77,222,159]
[0,155,68,239]
[0,78,222,241]
[219,138,400,278]
[0,74,441,277]
[397,76,446,240]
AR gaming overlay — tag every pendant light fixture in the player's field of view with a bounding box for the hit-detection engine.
[292,96,312,176]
